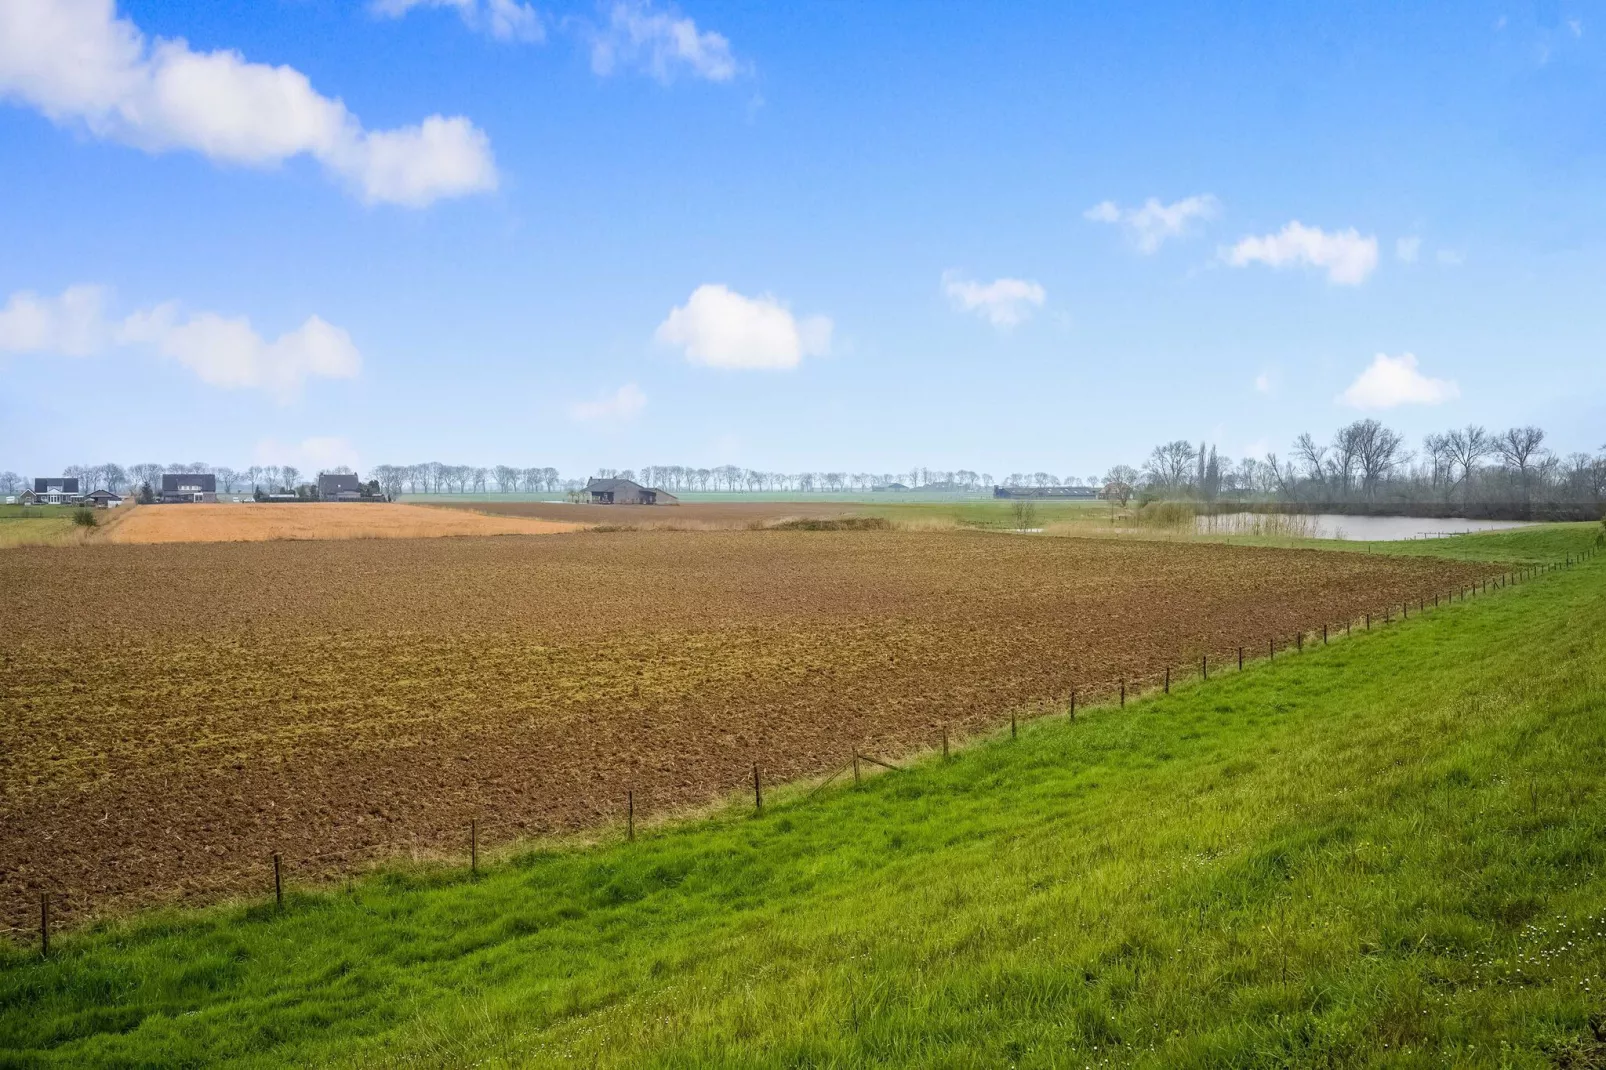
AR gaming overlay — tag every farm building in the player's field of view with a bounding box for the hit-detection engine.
[161,473,217,503]
[32,477,80,504]
[584,478,679,505]
[83,490,125,508]
[317,473,363,502]
[993,485,1100,500]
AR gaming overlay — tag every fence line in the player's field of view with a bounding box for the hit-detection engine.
[11,545,1596,955]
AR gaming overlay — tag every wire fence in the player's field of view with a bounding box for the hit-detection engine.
[10,547,1597,958]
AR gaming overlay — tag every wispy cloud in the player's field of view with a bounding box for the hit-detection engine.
[1084,194,1221,252]
[1395,236,1421,263]
[589,1,739,82]
[941,272,1046,328]
[569,382,647,423]
[370,0,543,43]
[1222,222,1379,285]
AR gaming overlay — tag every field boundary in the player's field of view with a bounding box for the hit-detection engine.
[11,544,1594,955]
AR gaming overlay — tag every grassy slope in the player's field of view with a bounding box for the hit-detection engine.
[3,527,1605,1068]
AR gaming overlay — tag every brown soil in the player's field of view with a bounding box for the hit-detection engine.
[0,530,1492,932]
[100,502,581,543]
[431,498,864,528]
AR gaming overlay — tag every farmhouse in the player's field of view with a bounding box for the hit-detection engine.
[993,485,1100,500]
[161,473,217,503]
[32,477,80,504]
[83,490,125,508]
[317,473,363,502]
[585,477,679,505]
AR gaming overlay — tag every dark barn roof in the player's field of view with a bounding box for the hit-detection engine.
[162,473,217,493]
[585,477,642,493]
[34,477,79,493]
[318,473,362,497]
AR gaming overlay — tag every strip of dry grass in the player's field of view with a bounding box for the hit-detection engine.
[99,502,581,544]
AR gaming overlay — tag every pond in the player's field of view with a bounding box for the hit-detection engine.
[1195,513,1537,542]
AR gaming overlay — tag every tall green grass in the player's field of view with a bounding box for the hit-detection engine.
[3,528,1604,1067]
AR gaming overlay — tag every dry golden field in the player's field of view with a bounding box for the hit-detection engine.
[0,529,1494,931]
[98,501,581,543]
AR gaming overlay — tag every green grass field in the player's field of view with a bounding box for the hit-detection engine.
[3,525,1605,1067]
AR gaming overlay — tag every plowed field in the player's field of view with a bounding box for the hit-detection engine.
[0,531,1492,932]
[100,502,581,543]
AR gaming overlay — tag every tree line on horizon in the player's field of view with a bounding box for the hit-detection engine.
[7,420,1602,510]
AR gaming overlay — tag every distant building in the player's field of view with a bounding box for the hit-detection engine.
[584,477,679,505]
[83,489,125,508]
[32,477,80,504]
[874,483,910,492]
[161,473,217,503]
[318,473,364,502]
[993,485,1100,500]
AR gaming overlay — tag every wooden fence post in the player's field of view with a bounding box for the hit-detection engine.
[39,892,49,958]
[1011,711,1017,739]
[753,764,763,814]
[1120,680,1125,707]
[627,791,635,842]
[1164,667,1170,694]
[1297,631,1303,652]
[853,751,861,785]
[1069,689,1076,720]
[1322,623,1327,645]
[1238,646,1243,670]
[470,819,478,876]
[1202,654,1208,681]
[273,853,283,909]
[942,724,949,759]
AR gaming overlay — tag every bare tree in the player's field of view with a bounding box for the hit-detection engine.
[1293,433,1328,486]
[1445,425,1493,493]
[1143,440,1196,490]
[1496,426,1546,498]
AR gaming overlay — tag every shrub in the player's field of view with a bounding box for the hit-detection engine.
[72,508,98,528]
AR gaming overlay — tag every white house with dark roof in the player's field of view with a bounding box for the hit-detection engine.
[32,477,80,504]
[161,473,217,503]
[584,477,679,505]
[317,473,363,501]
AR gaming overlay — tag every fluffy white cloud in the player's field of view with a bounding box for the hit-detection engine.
[0,284,110,356]
[0,0,497,206]
[655,284,830,369]
[569,382,647,423]
[1338,353,1459,409]
[121,306,361,396]
[370,0,543,43]
[253,436,362,473]
[942,272,1046,328]
[1254,371,1273,394]
[1395,236,1421,263]
[590,1,738,82]
[1084,194,1220,253]
[0,283,360,398]
[1222,222,1379,285]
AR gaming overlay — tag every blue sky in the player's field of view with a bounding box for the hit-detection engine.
[2,0,1603,479]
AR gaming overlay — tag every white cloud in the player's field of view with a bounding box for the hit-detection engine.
[590,1,738,82]
[1222,222,1379,285]
[1254,371,1273,394]
[121,306,361,397]
[655,284,830,369]
[253,436,362,473]
[370,0,543,43]
[1338,353,1459,409]
[0,284,111,356]
[0,0,497,206]
[1395,236,1421,263]
[569,382,647,423]
[941,271,1046,328]
[0,283,360,398]
[1083,194,1220,253]
[1437,249,1465,266]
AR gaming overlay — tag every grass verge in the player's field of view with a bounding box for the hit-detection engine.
[2,529,1604,1067]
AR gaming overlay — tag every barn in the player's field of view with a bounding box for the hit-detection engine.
[584,478,679,505]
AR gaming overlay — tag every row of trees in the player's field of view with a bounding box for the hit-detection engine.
[1127,421,1606,509]
[0,463,321,497]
